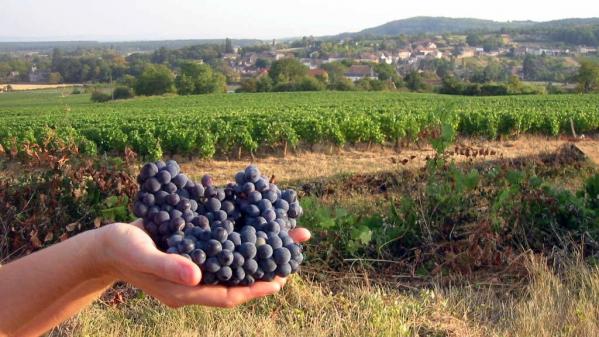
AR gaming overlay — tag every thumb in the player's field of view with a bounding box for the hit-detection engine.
[135,249,202,286]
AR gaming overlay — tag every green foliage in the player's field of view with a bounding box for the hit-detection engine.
[322,61,349,84]
[584,174,599,210]
[175,62,226,95]
[269,58,308,84]
[174,74,196,95]
[90,90,111,103]
[328,77,355,91]
[255,58,270,69]
[300,197,376,256]
[1,91,599,158]
[134,64,174,96]
[404,71,430,92]
[296,77,326,91]
[440,75,545,96]
[523,55,577,82]
[113,87,134,100]
[576,60,599,93]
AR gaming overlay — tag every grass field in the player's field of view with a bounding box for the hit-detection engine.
[1,89,599,336]
[48,257,599,337]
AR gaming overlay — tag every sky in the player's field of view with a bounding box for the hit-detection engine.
[0,0,597,41]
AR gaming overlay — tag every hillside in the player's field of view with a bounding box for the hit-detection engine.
[0,39,265,53]
[334,16,599,38]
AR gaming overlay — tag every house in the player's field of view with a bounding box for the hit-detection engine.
[425,42,437,50]
[358,53,379,64]
[324,54,348,63]
[578,47,598,54]
[240,53,258,67]
[222,53,238,61]
[415,48,436,57]
[397,50,412,61]
[8,71,20,81]
[301,58,322,70]
[28,65,49,83]
[345,65,377,81]
[379,52,393,65]
[457,48,477,59]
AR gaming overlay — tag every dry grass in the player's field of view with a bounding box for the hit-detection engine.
[48,256,599,337]
[178,135,599,184]
[443,255,599,337]
[1,84,79,91]
[41,135,599,336]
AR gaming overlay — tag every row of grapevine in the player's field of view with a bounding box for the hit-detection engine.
[1,92,598,159]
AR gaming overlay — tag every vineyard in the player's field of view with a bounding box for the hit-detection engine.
[2,89,599,336]
[1,90,599,159]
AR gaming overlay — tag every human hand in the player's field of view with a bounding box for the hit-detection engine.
[95,219,310,308]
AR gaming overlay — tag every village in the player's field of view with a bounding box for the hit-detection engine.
[1,32,597,93]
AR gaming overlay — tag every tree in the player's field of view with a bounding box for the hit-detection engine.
[466,33,483,46]
[120,74,137,88]
[175,62,226,95]
[374,63,402,88]
[576,60,599,93]
[238,78,257,93]
[134,64,174,96]
[255,58,270,69]
[225,38,234,54]
[404,71,428,92]
[256,76,273,92]
[296,77,325,91]
[329,77,355,91]
[322,62,348,84]
[268,59,308,84]
[175,74,196,95]
[113,87,134,100]
[439,76,465,95]
[482,36,504,52]
[48,72,63,84]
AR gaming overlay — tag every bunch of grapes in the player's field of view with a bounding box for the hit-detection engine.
[133,160,304,286]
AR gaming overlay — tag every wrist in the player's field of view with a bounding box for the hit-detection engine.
[84,226,118,285]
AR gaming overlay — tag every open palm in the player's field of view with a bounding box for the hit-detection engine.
[97,219,311,308]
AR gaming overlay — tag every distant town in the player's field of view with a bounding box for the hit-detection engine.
[2,17,599,95]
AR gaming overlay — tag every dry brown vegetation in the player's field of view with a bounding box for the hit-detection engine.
[180,135,599,184]
[1,84,78,91]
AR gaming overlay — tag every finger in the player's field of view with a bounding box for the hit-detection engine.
[185,281,282,308]
[274,276,287,288]
[131,247,202,286]
[132,274,283,308]
[288,228,311,243]
[130,218,144,230]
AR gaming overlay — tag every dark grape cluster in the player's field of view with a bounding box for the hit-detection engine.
[133,160,304,286]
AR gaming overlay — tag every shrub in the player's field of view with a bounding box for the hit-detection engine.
[134,64,174,96]
[113,87,134,100]
[296,76,325,91]
[0,146,138,261]
[90,91,112,103]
